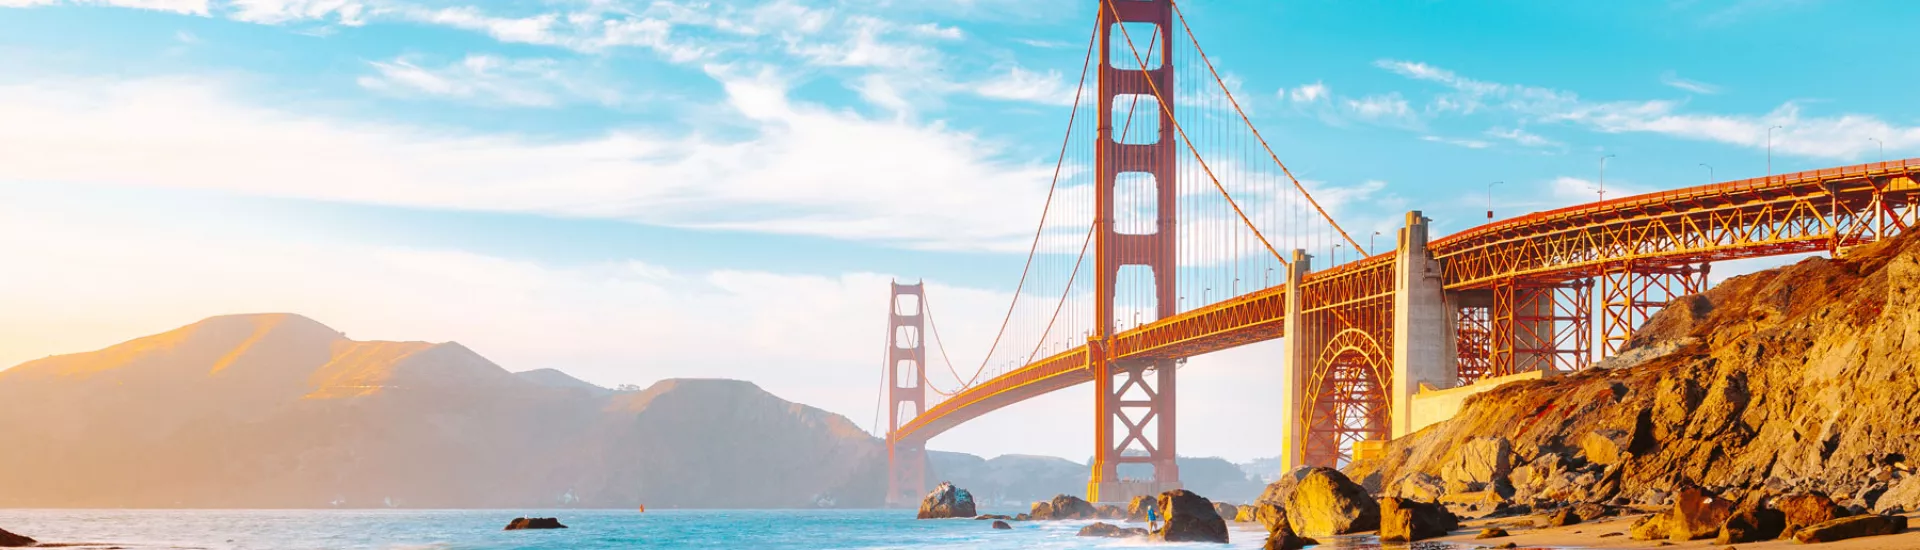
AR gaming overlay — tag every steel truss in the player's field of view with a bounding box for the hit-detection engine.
[884,282,928,507]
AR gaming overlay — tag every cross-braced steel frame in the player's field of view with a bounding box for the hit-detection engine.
[884,282,927,507]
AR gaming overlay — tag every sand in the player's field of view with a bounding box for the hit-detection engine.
[1433,511,1920,549]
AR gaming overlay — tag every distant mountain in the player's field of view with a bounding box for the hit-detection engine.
[0,314,884,509]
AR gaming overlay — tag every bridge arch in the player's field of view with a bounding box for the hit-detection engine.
[1302,328,1390,467]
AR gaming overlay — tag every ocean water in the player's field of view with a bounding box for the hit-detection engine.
[0,509,1475,549]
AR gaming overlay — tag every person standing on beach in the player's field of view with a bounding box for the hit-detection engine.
[1146,501,1160,532]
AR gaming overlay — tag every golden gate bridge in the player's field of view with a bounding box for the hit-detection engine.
[876,0,1920,505]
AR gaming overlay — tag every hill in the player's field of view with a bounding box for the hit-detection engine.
[0,314,884,508]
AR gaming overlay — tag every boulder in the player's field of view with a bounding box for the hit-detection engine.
[1095,504,1126,520]
[1012,513,1031,521]
[1238,502,1285,531]
[1284,467,1380,537]
[1573,502,1619,521]
[503,517,567,530]
[1259,513,1315,550]
[1396,472,1445,502]
[1875,475,1920,513]
[916,482,977,519]
[1476,527,1510,539]
[1032,494,1096,520]
[0,528,34,548]
[1127,495,1155,522]
[1150,489,1229,543]
[990,520,1011,530]
[1258,466,1313,504]
[1378,497,1459,542]
[1076,522,1146,538]
[1776,491,1850,535]
[1539,507,1581,527]
[1715,500,1785,544]
[1212,502,1239,523]
[1792,514,1909,543]
[1668,485,1733,541]
[1630,513,1672,541]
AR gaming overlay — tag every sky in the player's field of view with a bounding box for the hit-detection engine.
[2,0,1917,463]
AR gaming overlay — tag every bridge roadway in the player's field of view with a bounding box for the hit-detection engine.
[893,159,1919,455]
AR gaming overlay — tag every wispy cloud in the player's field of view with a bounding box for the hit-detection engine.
[972,66,1078,106]
[1659,70,1721,95]
[1485,126,1561,148]
[0,0,209,14]
[1422,135,1491,149]
[356,54,624,108]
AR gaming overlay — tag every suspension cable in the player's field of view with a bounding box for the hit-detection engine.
[931,13,1102,392]
[921,295,972,395]
[1024,223,1097,365]
[1105,0,1288,267]
[1172,1,1366,255]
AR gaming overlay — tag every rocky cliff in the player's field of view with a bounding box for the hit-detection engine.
[1353,231,1920,512]
[0,314,884,508]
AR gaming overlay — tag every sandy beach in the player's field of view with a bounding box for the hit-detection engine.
[1427,511,1920,549]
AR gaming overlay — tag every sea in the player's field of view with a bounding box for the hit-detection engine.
[0,509,1477,549]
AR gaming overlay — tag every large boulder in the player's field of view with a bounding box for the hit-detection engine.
[1150,490,1229,543]
[1378,497,1459,542]
[1539,507,1581,527]
[0,527,34,548]
[1668,485,1733,541]
[990,520,1011,530]
[1212,502,1239,523]
[1777,491,1851,535]
[503,517,567,530]
[1237,502,1285,530]
[1792,514,1910,543]
[1260,515,1315,550]
[1077,522,1146,538]
[1284,467,1380,537]
[1630,513,1672,541]
[1258,466,1313,504]
[916,481,977,519]
[1031,494,1096,520]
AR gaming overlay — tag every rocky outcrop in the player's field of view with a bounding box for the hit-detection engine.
[990,520,1011,530]
[1237,502,1284,531]
[1716,499,1785,544]
[1539,507,1580,527]
[1284,467,1379,537]
[1792,514,1909,543]
[1349,232,1920,518]
[1095,504,1126,520]
[1378,497,1458,542]
[917,482,976,519]
[504,517,567,530]
[1257,511,1313,550]
[1476,527,1509,539]
[1030,494,1096,520]
[1127,495,1154,521]
[1630,513,1672,541]
[1150,490,1229,543]
[0,527,34,547]
[1077,522,1146,538]
[1258,467,1311,505]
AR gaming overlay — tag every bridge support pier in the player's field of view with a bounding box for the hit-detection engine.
[1391,211,1457,439]
[1277,249,1312,473]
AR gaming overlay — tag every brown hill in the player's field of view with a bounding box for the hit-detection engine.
[0,314,884,508]
[1353,231,1920,512]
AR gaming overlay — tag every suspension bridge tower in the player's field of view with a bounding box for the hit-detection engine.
[1088,0,1181,504]
[884,281,928,507]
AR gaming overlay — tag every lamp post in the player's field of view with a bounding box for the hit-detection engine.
[1599,154,1616,202]
[1700,163,1713,185]
[1870,137,1885,164]
[1768,125,1783,184]
[1487,181,1503,219]
[1371,231,1381,253]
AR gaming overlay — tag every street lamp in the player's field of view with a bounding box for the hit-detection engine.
[1870,137,1885,164]
[1599,154,1616,202]
[1767,125,1783,184]
[1699,163,1713,185]
[1487,181,1503,219]
[1371,231,1381,253]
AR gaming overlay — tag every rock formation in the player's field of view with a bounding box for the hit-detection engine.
[1150,489,1229,543]
[1076,522,1145,538]
[1348,233,1920,521]
[1029,494,1096,520]
[916,482,976,519]
[1127,495,1154,521]
[504,517,567,530]
[0,527,33,547]
[1379,497,1458,542]
[1284,467,1379,537]
[1211,501,1239,523]
[1793,514,1910,543]
[990,520,1011,530]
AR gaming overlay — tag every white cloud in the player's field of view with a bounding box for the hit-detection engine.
[1422,135,1491,149]
[1286,82,1328,103]
[356,54,623,108]
[0,74,1060,251]
[1378,58,1920,160]
[225,0,364,25]
[0,0,207,14]
[1659,70,1721,95]
[1486,126,1560,148]
[1342,93,1417,126]
[973,66,1078,106]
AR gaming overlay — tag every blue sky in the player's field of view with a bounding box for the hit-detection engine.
[2,0,1916,462]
